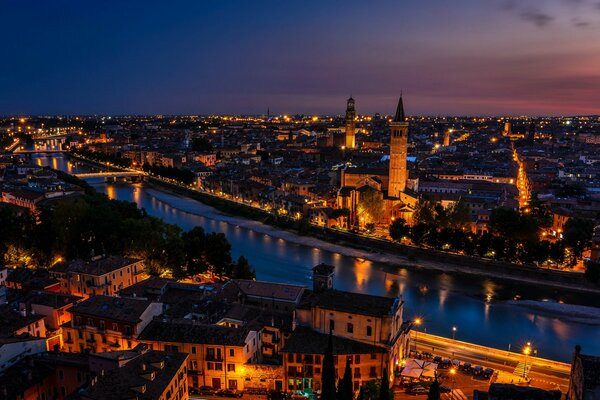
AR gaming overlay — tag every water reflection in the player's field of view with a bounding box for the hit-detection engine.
[30,154,600,362]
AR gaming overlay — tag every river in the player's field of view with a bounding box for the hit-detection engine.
[32,153,600,362]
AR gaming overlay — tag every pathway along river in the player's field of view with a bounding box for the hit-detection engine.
[34,153,600,362]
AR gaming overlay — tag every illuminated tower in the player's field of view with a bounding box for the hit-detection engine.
[344,97,356,149]
[503,122,511,136]
[443,130,451,146]
[388,95,408,197]
[527,121,535,144]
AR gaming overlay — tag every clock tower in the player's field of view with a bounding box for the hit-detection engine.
[344,97,356,149]
[388,95,408,198]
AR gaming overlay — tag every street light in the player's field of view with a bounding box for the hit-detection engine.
[449,368,457,400]
[523,343,532,379]
[413,318,422,354]
[452,326,457,340]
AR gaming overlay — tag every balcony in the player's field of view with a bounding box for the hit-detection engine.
[206,354,223,362]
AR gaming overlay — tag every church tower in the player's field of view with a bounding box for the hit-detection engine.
[388,95,408,198]
[344,97,356,149]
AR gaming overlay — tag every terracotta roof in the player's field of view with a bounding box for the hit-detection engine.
[282,326,387,355]
[297,289,399,317]
[79,350,187,400]
[52,256,142,276]
[232,279,305,303]
[71,295,155,324]
[138,318,250,346]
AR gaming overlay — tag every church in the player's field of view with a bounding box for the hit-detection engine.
[337,96,418,230]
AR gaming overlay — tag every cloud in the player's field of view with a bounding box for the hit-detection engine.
[520,9,555,26]
[571,17,591,26]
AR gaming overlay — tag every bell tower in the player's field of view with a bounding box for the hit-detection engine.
[388,95,408,198]
[344,97,356,149]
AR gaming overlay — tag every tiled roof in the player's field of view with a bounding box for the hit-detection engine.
[282,326,387,355]
[138,318,250,346]
[79,351,187,400]
[232,279,305,303]
[71,295,154,323]
[52,256,141,276]
[297,289,398,317]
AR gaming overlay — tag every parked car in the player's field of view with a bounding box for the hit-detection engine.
[197,386,218,396]
[246,388,269,395]
[407,386,429,395]
[483,368,495,379]
[461,363,472,372]
[433,356,443,364]
[439,385,452,394]
[218,389,243,398]
[473,366,484,376]
[268,391,291,400]
[440,359,452,369]
[422,352,433,359]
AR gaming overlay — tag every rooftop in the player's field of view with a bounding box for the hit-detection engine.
[282,326,387,355]
[79,350,187,400]
[138,318,251,346]
[297,288,399,317]
[52,256,142,276]
[71,295,155,323]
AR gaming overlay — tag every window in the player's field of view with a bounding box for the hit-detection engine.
[354,368,360,378]
[99,320,105,330]
[75,316,82,326]
[227,364,236,372]
[112,323,119,331]
[369,366,376,378]
[296,354,302,363]
[315,355,321,365]
[207,362,214,370]
[58,370,64,379]
[124,325,131,336]
[370,353,376,360]
[191,346,196,354]
[215,363,223,371]
[354,355,360,364]
[229,349,234,357]
[347,323,353,334]
[87,318,93,326]
[366,326,372,337]
[329,320,334,332]
[287,354,294,363]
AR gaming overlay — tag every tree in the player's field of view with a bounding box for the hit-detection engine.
[191,137,214,152]
[562,217,594,258]
[320,331,336,400]
[182,227,208,275]
[489,208,538,242]
[378,368,390,400]
[389,218,410,242]
[358,188,384,225]
[585,261,600,284]
[413,199,436,225]
[232,256,256,279]
[447,201,472,230]
[340,358,353,400]
[427,375,440,400]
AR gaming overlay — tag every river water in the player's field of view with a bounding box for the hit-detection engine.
[33,153,600,362]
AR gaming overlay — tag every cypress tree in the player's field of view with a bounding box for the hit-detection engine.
[342,357,353,400]
[378,367,390,400]
[320,330,336,400]
[427,375,440,400]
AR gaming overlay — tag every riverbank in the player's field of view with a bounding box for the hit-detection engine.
[65,151,600,297]
[146,178,600,297]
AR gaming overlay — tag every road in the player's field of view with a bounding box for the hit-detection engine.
[412,332,570,393]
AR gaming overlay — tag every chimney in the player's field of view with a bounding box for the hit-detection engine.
[141,362,147,372]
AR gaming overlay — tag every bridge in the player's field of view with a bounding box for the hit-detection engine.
[14,149,65,154]
[75,171,144,179]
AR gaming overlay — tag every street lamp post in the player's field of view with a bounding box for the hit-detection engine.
[523,342,532,380]
[449,368,457,400]
[452,326,457,340]
[413,318,422,354]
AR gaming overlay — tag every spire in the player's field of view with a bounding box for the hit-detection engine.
[393,95,405,122]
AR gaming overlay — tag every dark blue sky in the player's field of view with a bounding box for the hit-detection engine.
[2,0,600,116]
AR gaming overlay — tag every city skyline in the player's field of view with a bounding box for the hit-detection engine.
[2,0,600,116]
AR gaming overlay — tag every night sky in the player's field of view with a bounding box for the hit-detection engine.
[2,0,600,116]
